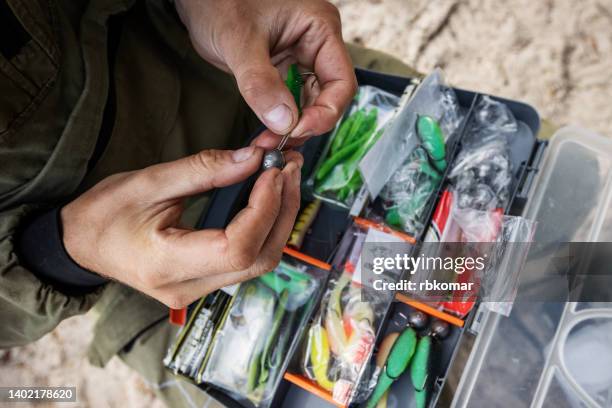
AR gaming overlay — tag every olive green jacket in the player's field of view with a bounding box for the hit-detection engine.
[0,0,260,349]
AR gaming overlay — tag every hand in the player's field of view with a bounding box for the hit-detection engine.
[61,146,303,308]
[175,0,357,145]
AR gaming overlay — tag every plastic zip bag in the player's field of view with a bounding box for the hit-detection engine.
[202,258,327,408]
[360,69,464,201]
[293,222,405,406]
[448,96,517,212]
[164,291,231,380]
[439,203,536,316]
[308,85,400,208]
[362,70,465,237]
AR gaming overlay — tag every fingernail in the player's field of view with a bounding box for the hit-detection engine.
[291,128,314,139]
[263,104,293,133]
[232,146,255,162]
[275,173,283,193]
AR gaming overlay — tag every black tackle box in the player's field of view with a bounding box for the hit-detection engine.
[189,68,612,408]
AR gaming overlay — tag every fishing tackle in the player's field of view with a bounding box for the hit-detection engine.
[324,273,351,356]
[430,319,450,340]
[416,115,447,172]
[371,332,400,408]
[262,149,285,170]
[380,115,448,234]
[314,107,381,203]
[407,320,449,408]
[410,335,432,408]
[288,200,322,248]
[366,327,417,408]
[407,310,429,331]
[309,324,335,392]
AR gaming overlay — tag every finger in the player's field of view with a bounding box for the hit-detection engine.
[290,29,357,138]
[223,168,284,271]
[137,147,263,202]
[251,129,309,150]
[154,157,303,307]
[282,150,305,169]
[211,154,302,280]
[225,37,299,134]
[257,156,302,259]
[162,168,284,281]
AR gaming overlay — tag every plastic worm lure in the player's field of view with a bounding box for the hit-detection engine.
[288,200,322,248]
[366,327,417,408]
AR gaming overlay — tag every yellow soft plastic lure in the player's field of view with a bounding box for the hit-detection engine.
[288,200,321,248]
[309,324,335,392]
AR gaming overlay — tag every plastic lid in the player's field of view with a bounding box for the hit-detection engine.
[452,126,612,407]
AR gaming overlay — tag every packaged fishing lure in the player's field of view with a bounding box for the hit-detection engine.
[410,199,536,317]
[306,85,400,209]
[201,255,328,408]
[292,222,411,406]
[163,291,232,380]
[360,70,465,238]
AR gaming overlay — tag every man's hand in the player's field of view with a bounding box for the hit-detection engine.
[175,0,357,147]
[61,146,302,308]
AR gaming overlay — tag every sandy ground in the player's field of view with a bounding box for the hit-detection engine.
[2,1,611,407]
[337,0,612,134]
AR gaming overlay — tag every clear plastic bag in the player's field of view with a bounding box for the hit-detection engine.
[360,69,465,200]
[439,203,537,316]
[164,291,231,380]
[448,96,517,211]
[293,223,400,406]
[309,85,400,208]
[202,258,327,408]
[362,70,465,237]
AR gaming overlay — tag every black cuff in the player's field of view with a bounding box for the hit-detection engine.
[16,207,107,295]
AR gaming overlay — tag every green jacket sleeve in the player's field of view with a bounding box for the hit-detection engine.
[0,0,134,348]
[0,204,102,347]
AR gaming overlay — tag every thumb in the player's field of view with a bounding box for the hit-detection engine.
[228,40,299,135]
[139,146,263,202]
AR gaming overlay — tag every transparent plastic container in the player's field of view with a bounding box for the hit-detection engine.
[452,127,612,408]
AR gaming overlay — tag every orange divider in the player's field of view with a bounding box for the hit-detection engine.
[169,308,187,326]
[395,293,465,328]
[353,217,417,244]
[283,247,331,271]
[283,373,346,408]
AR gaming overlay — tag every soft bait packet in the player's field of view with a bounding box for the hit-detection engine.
[164,291,232,382]
[359,69,464,201]
[411,199,536,317]
[293,222,411,406]
[307,85,400,209]
[202,255,328,408]
[362,70,465,238]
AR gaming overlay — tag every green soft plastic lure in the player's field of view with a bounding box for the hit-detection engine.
[410,335,432,408]
[259,262,311,295]
[366,328,417,408]
[330,112,357,154]
[416,115,447,172]
[315,107,379,200]
[285,64,304,115]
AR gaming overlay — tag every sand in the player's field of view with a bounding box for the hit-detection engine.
[2,1,611,407]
